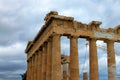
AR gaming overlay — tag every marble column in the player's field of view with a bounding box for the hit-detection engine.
[45,43,47,80]
[83,72,88,80]
[46,39,52,80]
[35,53,38,80]
[51,34,61,80]
[69,36,79,80]
[26,60,30,80]
[29,58,32,80]
[31,56,34,80]
[89,39,99,80]
[42,44,47,80]
[37,50,42,80]
[34,54,36,80]
[36,53,39,80]
[41,47,45,80]
[63,71,67,80]
[30,57,32,80]
[33,55,35,80]
[106,40,116,80]
[63,63,68,80]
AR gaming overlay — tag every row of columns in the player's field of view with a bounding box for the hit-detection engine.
[88,39,116,80]
[26,34,61,80]
[26,34,116,80]
[86,39,116,80]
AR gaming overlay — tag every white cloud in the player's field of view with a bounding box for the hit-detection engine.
[0,0,120,80]
[0,43,26,58]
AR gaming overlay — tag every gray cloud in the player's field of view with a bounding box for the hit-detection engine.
[0,0,42,79]
[0,0,42,46]
[0,59,26,80]
[0,43,26,80]
[0,60,25,72]
[0,0,120,80]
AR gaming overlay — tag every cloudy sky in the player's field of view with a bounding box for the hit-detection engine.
[0,0,120,80]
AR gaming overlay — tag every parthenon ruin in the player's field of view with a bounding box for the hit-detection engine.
[25,11,120,80]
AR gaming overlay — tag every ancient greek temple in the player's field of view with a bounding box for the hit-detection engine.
[25,11,120,80]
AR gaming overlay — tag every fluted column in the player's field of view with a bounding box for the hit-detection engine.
[34,54,36,80]
[42,47,45,80]
[45,43,47,80]
[36,53,38,80]
[31,57,33,80]
[63,71,67,80]
[83,72,88,80]
[31,56,34,80]
[29,58,32,80]
[106,40,116,80]
[46,39,52,80]
[63,64,68,80]
[26,60,30,80]
[41,48,44,80]
[89,38,99,80]
[35,53,38,80]
[33,55,35,80]
[68,63,70,80]
[69,36,79,80]
[37,50,42,80]
[51,34,61,80]
[42,44,47,80]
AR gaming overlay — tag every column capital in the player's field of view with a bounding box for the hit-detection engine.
[50,33,61,38]
[104,39,115,43]
[47,37,52,42]
[29,57,32,61]
[32,54,35,59]
[39,46,43,51]
[43,42,48,47]
[67,35,78,39]
[40,42,47,50]
[33,52,38,57]
[35,50,39,55]
[87,38,97,41]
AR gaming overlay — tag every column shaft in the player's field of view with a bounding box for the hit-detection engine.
[34,55,36,80]
[83,72,88,80]
[46,40,52,80]
[89,39,99,80]
[42,45,47,80]
[41,48,45,80]
[35,54,38,80]
[26,61,29,80]
[33,56,35,80]
[69,36,79,80]
[106,41,116,80]
[37,50,42,80]
[51,34,61,80]
[63,64,68,80]
[31,56,34,80]
[36,53,38,80]
[29,59,32,80]
[63,71,67,80]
